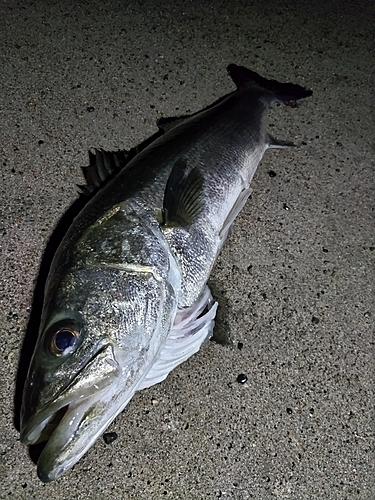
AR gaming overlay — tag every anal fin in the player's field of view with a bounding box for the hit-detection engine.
[219,187,253,245]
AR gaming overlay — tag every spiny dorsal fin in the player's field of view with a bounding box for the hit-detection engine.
[163,159,205,228]
[78,149,129,196]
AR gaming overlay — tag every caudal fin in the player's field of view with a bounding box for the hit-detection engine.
[227,64,312,102]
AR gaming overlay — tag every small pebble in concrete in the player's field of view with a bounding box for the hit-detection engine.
[236,373,248,384]
[103,432,118,444]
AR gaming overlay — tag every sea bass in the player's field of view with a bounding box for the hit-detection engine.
[20,64,312,482]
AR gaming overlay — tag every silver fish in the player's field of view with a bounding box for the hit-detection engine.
[20,65,312,482]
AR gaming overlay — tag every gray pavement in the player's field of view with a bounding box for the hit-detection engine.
[0,0,373,498]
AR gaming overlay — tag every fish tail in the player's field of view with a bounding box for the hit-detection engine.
[227,64,312,102]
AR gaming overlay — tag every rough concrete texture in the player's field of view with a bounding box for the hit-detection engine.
[0,0,373,498]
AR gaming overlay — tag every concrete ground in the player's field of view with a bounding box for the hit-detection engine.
[0,0,373,498]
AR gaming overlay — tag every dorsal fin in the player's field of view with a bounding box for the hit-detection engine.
[78,149,129,196]
[157,115,190,133]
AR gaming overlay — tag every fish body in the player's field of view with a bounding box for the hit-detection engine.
[20,65,312,481]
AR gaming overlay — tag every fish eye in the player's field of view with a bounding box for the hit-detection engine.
[44,320,81,357]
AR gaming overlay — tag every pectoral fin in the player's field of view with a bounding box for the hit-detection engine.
[137,286,218,390]
[162,159,205,228]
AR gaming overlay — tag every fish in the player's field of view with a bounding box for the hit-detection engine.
[20,64,312,482]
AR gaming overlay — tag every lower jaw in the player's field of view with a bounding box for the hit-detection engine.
[31,406,70,445]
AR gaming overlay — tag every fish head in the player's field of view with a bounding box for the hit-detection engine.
[20,265,174,482]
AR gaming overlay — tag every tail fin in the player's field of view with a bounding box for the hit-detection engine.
[227,64,312,103]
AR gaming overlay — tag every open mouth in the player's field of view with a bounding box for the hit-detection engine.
[21,343,122,443]
[20,343,123,481]
[29,405,69,445]
[21,386,113,482]
[22,394,94,446]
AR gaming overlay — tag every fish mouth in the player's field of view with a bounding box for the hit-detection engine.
[36,394,109,482]
[20,344,122,482]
